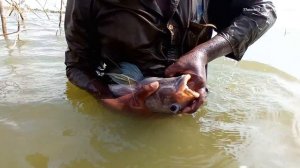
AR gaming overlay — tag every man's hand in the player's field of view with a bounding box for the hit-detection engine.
[165,35,233,113]
[101,82,159,114]
[165,49,208,114]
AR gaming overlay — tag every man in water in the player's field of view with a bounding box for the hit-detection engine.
[64,0,276,113]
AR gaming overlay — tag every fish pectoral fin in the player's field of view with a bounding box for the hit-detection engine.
[184,88,200,98]
[177,74,199,98]
[175,88,200,104]
[177,74,191,92]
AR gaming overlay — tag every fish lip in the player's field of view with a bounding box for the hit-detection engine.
[177,74,200,98]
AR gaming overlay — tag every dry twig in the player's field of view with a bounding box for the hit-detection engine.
[0,0,8,39]
[58,0,63,28]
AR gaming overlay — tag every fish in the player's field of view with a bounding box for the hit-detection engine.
[106,62,200,114]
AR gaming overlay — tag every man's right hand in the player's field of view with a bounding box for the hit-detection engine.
[101,82,159,114]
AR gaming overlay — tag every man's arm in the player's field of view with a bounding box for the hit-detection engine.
[210,0,277,61]
[64,0,160,113]
[165,0,277,113]
[64,0,112,98]
[165,35,232,113]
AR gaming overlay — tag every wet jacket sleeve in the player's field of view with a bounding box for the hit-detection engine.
[215,0,277,61]
[64,0,103,94]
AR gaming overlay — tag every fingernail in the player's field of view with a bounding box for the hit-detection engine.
[150,82,159,88]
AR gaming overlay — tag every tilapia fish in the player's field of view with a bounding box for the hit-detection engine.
[106,62,200,114]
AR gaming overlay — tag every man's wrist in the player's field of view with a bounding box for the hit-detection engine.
[194,35,233,63]
[86,79,113,99]
[189,48,208,66]
[86,79,101,95]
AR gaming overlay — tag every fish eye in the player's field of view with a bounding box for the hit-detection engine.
[169,104,181,113]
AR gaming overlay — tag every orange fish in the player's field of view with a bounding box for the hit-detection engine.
[107,62,199,114]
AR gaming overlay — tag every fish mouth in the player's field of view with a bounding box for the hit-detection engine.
[177,74,200,98]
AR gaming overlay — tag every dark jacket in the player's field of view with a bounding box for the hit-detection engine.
[64,0,276,91]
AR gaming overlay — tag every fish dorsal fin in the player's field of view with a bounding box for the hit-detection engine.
[119,62,144,81]
[106,73,137,85]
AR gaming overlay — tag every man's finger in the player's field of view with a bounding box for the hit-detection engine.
[182,98,202,114]
[165,63,183,77]
[191,76,206,89]
[135,81,159,101]
[182,88,207,113]
[101,98,124,110]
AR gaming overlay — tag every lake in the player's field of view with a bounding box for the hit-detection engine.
[1,2,300,168]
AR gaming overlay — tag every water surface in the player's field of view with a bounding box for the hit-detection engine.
[1,8,300,168]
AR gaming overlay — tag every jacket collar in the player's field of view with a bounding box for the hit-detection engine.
[140,0,181,18]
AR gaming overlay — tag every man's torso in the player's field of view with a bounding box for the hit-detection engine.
[89,0,211,77]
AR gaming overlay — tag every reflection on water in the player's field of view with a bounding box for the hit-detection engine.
[1,11,300,168]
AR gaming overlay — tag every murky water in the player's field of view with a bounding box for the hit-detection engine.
[1,6,300,168]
